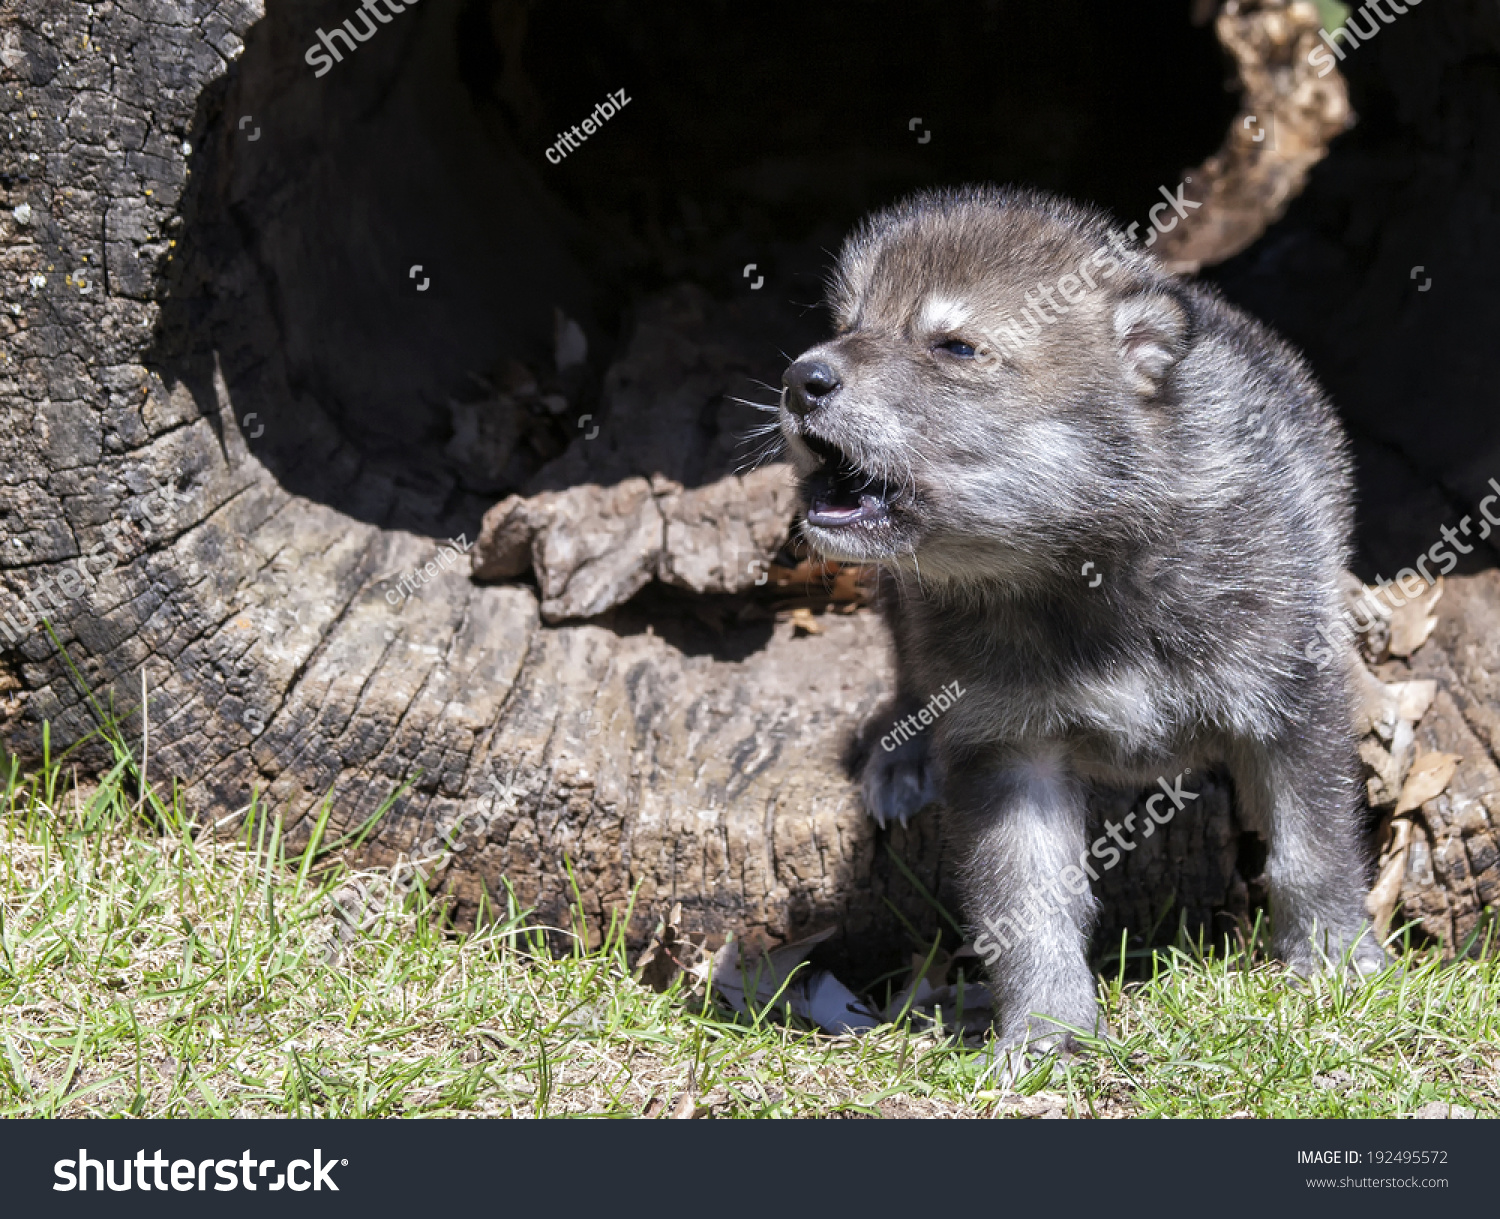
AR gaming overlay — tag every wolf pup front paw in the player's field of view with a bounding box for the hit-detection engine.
[864,704,942,827]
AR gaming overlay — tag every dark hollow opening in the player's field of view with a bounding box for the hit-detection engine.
[149,0,1236,542]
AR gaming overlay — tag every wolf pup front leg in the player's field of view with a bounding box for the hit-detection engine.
[956,748,1101,1065]
[859,582,946,827]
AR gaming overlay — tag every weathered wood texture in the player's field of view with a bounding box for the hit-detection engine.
[1151,0,1353,274]
[1,0,1496,979]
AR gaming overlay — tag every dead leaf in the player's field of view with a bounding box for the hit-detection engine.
[1365,816,1414,933]
[884,950,951,1021]
[711,927,880,1033]
[1355,666,1398,740]
[1356,670,1437,742]
[634,901,707,992]
[1386,579,1442,658]
[1392,679,1438,724]
[1395,751,1461,815]
[797,972,882,1033]
[787,606,823,635]
[768,559,873,604]
[882,948,990,1030]
[1360,718,1416,808]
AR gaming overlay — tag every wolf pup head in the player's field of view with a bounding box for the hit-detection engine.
[779,186,1191,587]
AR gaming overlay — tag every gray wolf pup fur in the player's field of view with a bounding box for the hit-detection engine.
[777,185,1382,1064]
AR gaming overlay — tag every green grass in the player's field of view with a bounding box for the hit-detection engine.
[1313,0,1353,34]
[2,716,1497,1118]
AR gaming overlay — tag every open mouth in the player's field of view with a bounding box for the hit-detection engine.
[799,434,893,530]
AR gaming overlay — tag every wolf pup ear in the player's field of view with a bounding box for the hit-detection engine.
[1113,291,1189,398]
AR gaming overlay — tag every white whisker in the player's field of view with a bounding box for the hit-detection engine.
[735,434,789,474]
[741,421,784,439]
[726,394,782,415]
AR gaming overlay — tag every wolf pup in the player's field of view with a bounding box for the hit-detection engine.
[777,186,1382,1067]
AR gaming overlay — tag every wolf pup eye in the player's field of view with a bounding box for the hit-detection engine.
[933,338,977,358]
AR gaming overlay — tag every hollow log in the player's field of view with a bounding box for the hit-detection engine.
[1,0,1496,983]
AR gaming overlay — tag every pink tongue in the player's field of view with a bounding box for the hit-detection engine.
[810,492,886,526]
[813,502,863,522]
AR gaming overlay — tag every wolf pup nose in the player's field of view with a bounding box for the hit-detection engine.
[782,359,841,415]
[779,185,1383,1071]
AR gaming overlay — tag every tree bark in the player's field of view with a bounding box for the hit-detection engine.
[1,0,1495,981]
